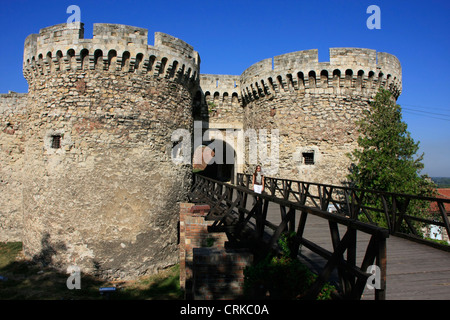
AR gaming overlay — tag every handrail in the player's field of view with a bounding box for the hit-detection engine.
[189,173,389,300]
[237,172,450,202]
[237,173,450,251]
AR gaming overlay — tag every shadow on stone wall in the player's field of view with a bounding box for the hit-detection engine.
[0,237,104,299]
[30,232,67,267]
[0,239,183,300]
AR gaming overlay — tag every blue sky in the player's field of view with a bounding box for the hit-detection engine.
[1,0,449,176]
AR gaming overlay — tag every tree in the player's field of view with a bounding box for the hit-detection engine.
[347,89,436,230]
[348,88,433,195]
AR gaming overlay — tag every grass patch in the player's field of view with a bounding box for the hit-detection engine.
[0,242,184,300]
[117,264,183,300]
[0,242,22,270]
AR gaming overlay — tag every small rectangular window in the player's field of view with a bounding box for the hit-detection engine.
[51,135,61,149]
[302,152,314,165]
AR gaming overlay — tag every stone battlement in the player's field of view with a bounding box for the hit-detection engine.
[23,22,200,85]
[240,47,402,103]
[200,74,241,105]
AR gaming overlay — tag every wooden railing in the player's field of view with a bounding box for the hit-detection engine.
[237,173,450,251]
[189,173,390,300]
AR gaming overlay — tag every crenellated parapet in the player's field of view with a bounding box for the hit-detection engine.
[195,74,243,124]
[240,48,402,104]
[199,74,241,106]
[23,22,200,88]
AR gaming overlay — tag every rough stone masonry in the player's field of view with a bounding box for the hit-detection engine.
[0,22,401,279]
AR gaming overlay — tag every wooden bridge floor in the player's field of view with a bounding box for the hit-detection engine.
[263,201,450,300]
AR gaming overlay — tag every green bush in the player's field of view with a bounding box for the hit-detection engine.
[243,234,336,300]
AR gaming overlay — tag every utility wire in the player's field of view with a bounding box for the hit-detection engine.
[402,109,450,122]
[402,107,450,119]
[401,103,450,113]
[397,103,450,122]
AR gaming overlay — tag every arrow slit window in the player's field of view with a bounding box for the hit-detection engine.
[51,134,61,149]
[302,151,315,165]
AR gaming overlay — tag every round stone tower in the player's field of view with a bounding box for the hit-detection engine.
[240,48,402,184]
[22,22,199,279]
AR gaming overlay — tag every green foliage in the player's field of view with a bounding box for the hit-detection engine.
[0,242,22,270]
[348,89,432,194]
[424,236,450,246]
[243,233,336,299]
[431,177,450,188]
[119,264,184,300]
[207,101,217,114]
[204,237,216,247]
[347,89,436,231]
[278,231,294,257]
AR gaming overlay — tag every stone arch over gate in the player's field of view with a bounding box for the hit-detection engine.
[193,125,243,183]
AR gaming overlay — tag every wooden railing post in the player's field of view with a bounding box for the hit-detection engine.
[375,236,387,300]
[190,173,450,300]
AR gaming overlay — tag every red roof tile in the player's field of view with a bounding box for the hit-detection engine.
[431,189,450,213]
[437,188,450,199]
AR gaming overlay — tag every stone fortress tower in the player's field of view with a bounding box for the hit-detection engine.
[0,21,401,279]
[199,49,402,184]
[20,22,199,279]
[240,48,402,183]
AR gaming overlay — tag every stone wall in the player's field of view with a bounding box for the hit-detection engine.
[198,74,242,127]
[0,92,27,242]
[243,89,373,184]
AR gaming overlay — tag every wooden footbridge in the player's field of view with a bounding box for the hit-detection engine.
[188,173,450,300]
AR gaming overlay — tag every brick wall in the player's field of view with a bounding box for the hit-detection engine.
[179,203,228,294]
[193,247,253,300]
[179,203,253,300]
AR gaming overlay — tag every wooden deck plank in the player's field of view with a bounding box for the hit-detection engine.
[211,181,450,300]
[263,200,450,300]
